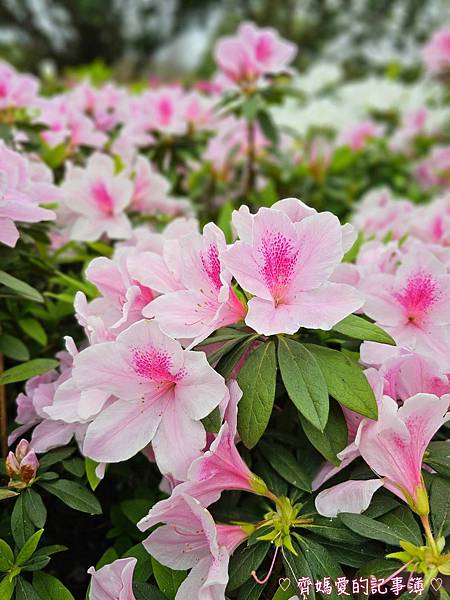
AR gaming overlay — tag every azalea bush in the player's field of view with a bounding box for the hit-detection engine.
[0,19,449,600]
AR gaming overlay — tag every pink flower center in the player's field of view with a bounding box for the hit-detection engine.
[158,98,173,126]
[254,35,273,63]
[394,272,440,324]
[91,181,115,215]
[131,347,185,383]
[201,243,222,292]
[0,82,7,98]
[258,231,299,304]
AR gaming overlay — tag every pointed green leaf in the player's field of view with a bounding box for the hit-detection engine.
[259,441,311,492]
[32,572,75,600]
[0,359,58,385]
[0,271,43,303]
[331,315,395,345]
[16,529,44,566]
[151,557,187,600]
[300,401,347,465]
[38,480,101,514]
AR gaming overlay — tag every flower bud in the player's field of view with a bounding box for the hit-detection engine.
[5,440,39,488]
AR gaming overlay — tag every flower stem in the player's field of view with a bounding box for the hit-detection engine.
[421,514,438,556]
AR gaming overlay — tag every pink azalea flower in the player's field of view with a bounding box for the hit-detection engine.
[88,557,137,600]
[415,146,450,189]
[0,142,55,247]
[223,200,363,335]
[363,248,450,370]
[214,22,297,86]
[74,320,228,480]
[138,494,247,600]
[61,153,133,241]
[411,195,450,247]
[355,393,450,513]
[130,155,191,217]
[422,27,450,77]
[360,342,450,400]
[144,223,246,345]
[0,61,39,110]
[337,120,383,150]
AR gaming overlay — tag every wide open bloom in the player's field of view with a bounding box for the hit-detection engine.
[88,557,137,600]
[138,493,247,600]
[356,393,450,514]
[74,320,228,480]
[0,61,39,110]
[60,152,133,241]
[223,199,363,335]
[415,146,450,190]
[214,22,296,86]
[363,248,450,370]
[144,223,246,345]
[0,142,55,247]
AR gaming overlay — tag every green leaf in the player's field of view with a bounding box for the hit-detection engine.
[39,447,75,471]
[236,577,265,599]
[259,442,311,492]
[0,539,14,572]
[355,559,400,599]
[11,494,35,548]
[16,529,44,566]
[237,341,277,448]
[18,319,48,346]
[15,576,41,600]
[0,575,15,600]
[0,271,43,303]
[95,547,118,569]
[201,406,222,433]
[379,506,422,546]
[21,555,51,572]
[32,572,75,600]
[120,499,153,525]
[257,110,279,146]
[0,489,19,500]
[431,476,450,538]
[216,201,234,243]
[331,315,395,345]
[216,335,256,379]
[278,338,329,431]
[299,516,364,545]
[227,542,270,592]
[123,543,153,583]
[282,539,315,600]
[339,513,402,546]
[38,480,102,514]
[85,458,102,491]
[294,535,344,600]
[299,401,347,465]
[62,457,85,478]
[0,359,58,385]
[23,489,47,529]
[305,344,378,419]
[151,557,187,600]
[0,335,30,362]
[133,582,167,600]
[41,143,67,169]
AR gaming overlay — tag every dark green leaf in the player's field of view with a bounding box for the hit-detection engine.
[38,480,102,514]
[18,319,47,346]
[216,335,257,379]
[11,494,35,548]
[257,110,279,145]
[133,582,166,600]
[123,543,152,582]
[355,559,400,599]
[295,535,344,600]
[150,557,187,600]
[331,315,395,345]
[305,345,378,419]
[300,401,347,465]
[0,271,43,303]
[431,476,450,538]
[21,555,51,572]
[278,338,329,431]
[62,457,85,478]
[259,442,311,492]
[236,577,265,600]
[0,539,14,572]
[0,335,29,361]
[339,513,402,546]
[227,542,270,592]
[299,516,364,545]
[237,341,277,448]
[15,576,41,600]
[201,407,222,433]
[23,489,47,529]
[39,447,75,471]
[0,359,58,385]
[379,506,422,546]
[16,529,44,566]
[282,539,316,600]
[32,572,75,600]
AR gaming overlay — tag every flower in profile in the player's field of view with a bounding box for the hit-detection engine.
[214,22,297,87]
[355,393,449,515]
[74,320,228,480]
[6,439,39,487]
[223,199,363,335]
[0,61,39,110]
[88,557,137,600]
[138,493,247,600]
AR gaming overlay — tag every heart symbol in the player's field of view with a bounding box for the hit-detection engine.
[279,577,291,592]
[431,578,442,591]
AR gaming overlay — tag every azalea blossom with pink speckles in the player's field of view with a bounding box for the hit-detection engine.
[223,199,363,335]
[138,493,247,600]
[61,152,133,241]
[363,248,450,369]
[144,223,246,345]
[74,320,228,479]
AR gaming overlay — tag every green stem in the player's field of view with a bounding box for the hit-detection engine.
[421,514,438,556]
